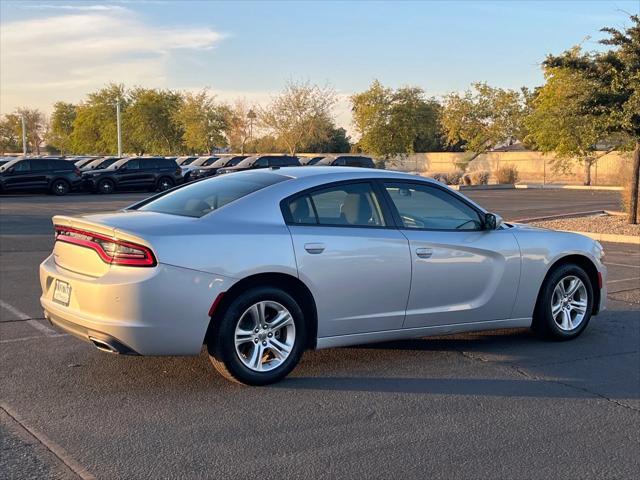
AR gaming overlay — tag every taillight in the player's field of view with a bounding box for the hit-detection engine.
[74,168,81,176]
[54,226,156,267]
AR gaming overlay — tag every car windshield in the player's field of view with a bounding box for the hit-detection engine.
[1,159,22,170]
[134,171,290,218]
[235,157,257,168]
[94,158,118,169]
[108,158,132,169]
[315,157,334,165]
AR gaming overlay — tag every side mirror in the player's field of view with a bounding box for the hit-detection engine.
[484,212,503,230]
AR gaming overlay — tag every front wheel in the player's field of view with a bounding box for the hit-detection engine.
[51,179,70,196]
[208,287,306,385]
[533,264,594,340]
[157,177,174,191]
[97,179,115,194]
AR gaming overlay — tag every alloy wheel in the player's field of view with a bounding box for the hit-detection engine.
[551,275,588,331]
[234,300,296,372]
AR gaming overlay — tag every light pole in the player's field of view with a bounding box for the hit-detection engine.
[247,109,256,141]
[116,100,122,157]
[21,114,27,156]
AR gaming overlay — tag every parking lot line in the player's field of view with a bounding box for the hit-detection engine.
[606,277,640,285]
[605,262,640,269]
[0,299,58,336]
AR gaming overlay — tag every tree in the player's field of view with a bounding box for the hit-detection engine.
[5,108,47,155]
[441,82,527,169]
[70,84,127,155]
[0,116,20,154]
[127,88,184,155]
[47,102,77,154]
[225,99,254,154]
[351,80,441,158]
[260,80,337,155]
[545,15,640,223]
[174,90,228,155]
[525,66,610,185]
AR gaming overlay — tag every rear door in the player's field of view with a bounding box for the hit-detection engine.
[380,180,521,328]
[284,180,411,337]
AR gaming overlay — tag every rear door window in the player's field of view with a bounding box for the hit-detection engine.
[31,160,50,172]
[285,182,386,227]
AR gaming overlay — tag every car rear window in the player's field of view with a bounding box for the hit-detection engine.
[133,171,290,217]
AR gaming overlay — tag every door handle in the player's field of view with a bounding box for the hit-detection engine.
[304,243,325,254]
[415,247,433,259]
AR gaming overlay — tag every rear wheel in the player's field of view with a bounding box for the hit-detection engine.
[157,177,174,191]
[533,264,593,340]
[97,179,115,194]
[208,287,306,385]
[51,179,70,196]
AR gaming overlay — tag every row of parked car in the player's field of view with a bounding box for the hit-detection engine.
[0,154,376,195]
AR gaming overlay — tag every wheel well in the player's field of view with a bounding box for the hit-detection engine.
[537,254,601,316]
[205,272,318,350]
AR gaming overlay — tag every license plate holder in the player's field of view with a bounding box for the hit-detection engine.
[53,279,71,306]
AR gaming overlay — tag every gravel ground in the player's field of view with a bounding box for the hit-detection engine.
[530,214,640,237]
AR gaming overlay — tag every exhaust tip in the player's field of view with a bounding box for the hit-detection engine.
[89,337,118,353]
[87,334,138,355]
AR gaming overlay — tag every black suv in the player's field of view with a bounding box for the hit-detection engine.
[218,155,300,174]
[190,155,249,180]
[83,157,183,194]
[0,158,82,195]
[315,155,376,168]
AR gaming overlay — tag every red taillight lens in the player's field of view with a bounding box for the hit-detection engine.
[74,168,81,176]
[54,226,156,267]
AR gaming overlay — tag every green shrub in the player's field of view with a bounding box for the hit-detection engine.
[463,170,490,185]
[495,164,519,184]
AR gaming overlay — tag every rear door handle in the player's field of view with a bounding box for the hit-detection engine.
[304,243,325,254]
[415,247,433,259]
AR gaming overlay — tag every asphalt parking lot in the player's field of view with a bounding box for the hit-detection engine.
[1,189,638,479]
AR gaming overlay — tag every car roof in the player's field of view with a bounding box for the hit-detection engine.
[227,165,439,183]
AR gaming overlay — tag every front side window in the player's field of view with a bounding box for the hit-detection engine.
[254,157,269,168]
[384,182,482,230]
[124,159,140,170]
[286,182,386,227]
[13,161,31,172]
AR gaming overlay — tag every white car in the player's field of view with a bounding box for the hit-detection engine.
[40,167,606,385]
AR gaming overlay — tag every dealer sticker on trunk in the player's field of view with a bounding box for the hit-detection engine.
[53,279,71,306]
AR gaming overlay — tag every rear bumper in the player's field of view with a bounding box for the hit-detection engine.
[40,254,234,355]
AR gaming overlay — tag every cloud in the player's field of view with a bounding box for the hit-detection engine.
[0,6,224,113]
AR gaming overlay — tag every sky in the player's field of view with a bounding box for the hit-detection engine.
[1,0,638,132]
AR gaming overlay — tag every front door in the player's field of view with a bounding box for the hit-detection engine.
[285,181,412,337]
[381,180,521,328]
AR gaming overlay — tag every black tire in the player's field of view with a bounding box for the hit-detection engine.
[97,179,115,194]
[208,286,306,385]
[50,179,70,196]
[157,177,174,191]
[532,263,594,340]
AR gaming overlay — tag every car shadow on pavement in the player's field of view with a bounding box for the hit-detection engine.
[276,376,610,398]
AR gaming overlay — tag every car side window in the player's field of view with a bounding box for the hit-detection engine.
[124,159,140,170]
[13,161,31,172]
[31,160,49,172]
[333,157,347,166]
[255,157,269,168]
[383,182,482,230]
[287,182,386,227]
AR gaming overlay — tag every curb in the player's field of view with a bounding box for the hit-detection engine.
[515,184,623,191]
[559,230,640,245]
[514,211,608,223]
[449,184,515,191]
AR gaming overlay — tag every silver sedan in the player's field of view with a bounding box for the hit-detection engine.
[40,167,606,385]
